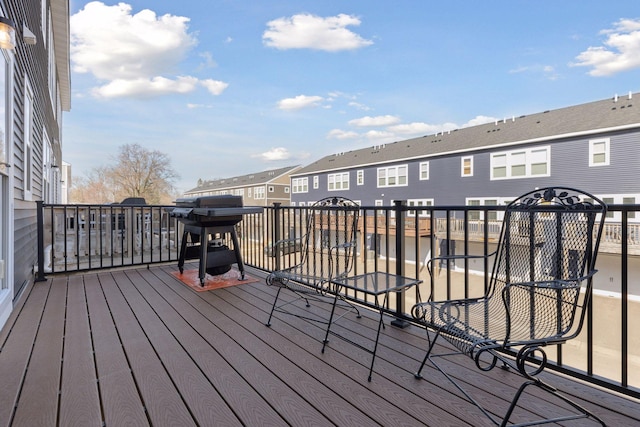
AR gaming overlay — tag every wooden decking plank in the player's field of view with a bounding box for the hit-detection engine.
[59,275,102,427]
[97,271,197,426]
[151,266,338,426]
[83,273,149,426]
[237,276,570,426]
[224,278,492,427]
[163,270,423,427]
[11,276,66,426]
[131,268,290,427]
[112,270,242,427]
[0,281,51,427]
[245,272,631,426]
[1,264,638,427]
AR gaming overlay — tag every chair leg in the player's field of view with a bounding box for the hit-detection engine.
[415,326,440,379]
[501,378,606,427]
[266,287,282,326]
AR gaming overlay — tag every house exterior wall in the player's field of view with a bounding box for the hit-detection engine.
[2,0,70,319]
[291,127,640,208]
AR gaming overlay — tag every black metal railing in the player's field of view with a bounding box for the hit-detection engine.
[36,201,640,399]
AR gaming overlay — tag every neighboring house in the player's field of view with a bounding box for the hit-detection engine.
[290,92,640,294]
[184,165,301,207]
[0,0,70,329]
[290,92,640,215]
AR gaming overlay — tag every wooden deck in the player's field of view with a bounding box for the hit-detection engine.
[0,264,638,427]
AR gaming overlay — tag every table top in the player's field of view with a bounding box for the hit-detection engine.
[332,271,422,295]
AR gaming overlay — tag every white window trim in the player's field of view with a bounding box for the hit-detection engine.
[461,156,473,177]
[377,164,409,188]
[589,138,610,167]
[357,169,364,185]
[407,198,434,217]
[313,175,319,189]
[419,161,429,180]
[328,172,349,191]
[490,146,550,180]
[292,177,308,194]
[23,77,34,201]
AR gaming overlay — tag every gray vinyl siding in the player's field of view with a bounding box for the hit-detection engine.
[291,128,640,207]
[8,0,66,300]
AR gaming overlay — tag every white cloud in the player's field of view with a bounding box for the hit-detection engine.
[277,95,324,110]
[572,18,640,76]
[255,147,291,161]
[200,79,229,95]
[327,129,359,140]
[387,122,441,135]
[462,115,498,127]
[263,13,373,51]
[71,2,228,98]
[187,103,212,109]
[92,76,200,98]
[349,115,401,127]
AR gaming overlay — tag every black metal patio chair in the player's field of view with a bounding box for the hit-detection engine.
[412,187,606,426]
[266,197,361,327]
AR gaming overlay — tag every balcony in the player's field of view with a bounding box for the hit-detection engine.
[3,200,636,425]
[1,263,638,426]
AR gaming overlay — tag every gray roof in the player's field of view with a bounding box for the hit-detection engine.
[185,165,301,193]
[293,93,640,176]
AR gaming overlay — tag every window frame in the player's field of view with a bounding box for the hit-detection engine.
[461,156,473,177]
[589,138,610,167]
[377,164,408,188]
[490,146,550,180]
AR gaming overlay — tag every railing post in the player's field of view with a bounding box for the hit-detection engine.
[35,200,47,282]
[391,200,409,328]
[273,202,282,271]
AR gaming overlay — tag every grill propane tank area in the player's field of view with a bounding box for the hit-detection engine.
[166,195,262,285]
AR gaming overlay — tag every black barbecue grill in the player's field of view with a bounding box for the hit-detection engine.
[166,195,262,285]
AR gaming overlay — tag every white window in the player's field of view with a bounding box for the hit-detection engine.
[419,162,429,180]
[490,147,550,180]
[357,170,364,185]
[461,156,473,177]
[313,175,319,189]
[284,187,289,193]
[247,188,252,197]
[23,78,34,200]
[466,198,510,221]
[377,164,408,187]
[268,186,274,193]
[292,177,308,193]
[407,199,433,217]
[328,172,349,191]
[589,138,610,167]
[254,186,265,199]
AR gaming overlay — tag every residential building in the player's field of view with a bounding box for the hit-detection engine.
[0,0,70,329]
[184,165,301,206]
[290,93,640,295]
[291,92,640,209]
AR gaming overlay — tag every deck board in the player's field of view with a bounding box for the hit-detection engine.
[0,263,638,426]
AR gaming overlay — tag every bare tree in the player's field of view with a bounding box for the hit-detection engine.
[70,144,180,204]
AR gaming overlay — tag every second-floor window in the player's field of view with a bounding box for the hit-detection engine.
[292,177,308,193]
[461,156,473,177]
[589,138,610,167]
[490,147,550,180]
[378,165,408,187]
[357,170,364,185]
[313,175,319,189]
[254,186,265,199]
[328,172,349,191]
[419,162,429,180]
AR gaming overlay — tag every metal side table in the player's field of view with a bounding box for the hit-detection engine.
[323,271,422,381]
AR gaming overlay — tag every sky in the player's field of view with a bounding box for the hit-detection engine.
[65,1,640,193]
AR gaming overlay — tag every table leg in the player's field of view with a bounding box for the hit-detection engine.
[368,294,386,382]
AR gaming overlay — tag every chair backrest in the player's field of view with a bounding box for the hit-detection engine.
[490,187,606,344]
[297,197,360,283]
